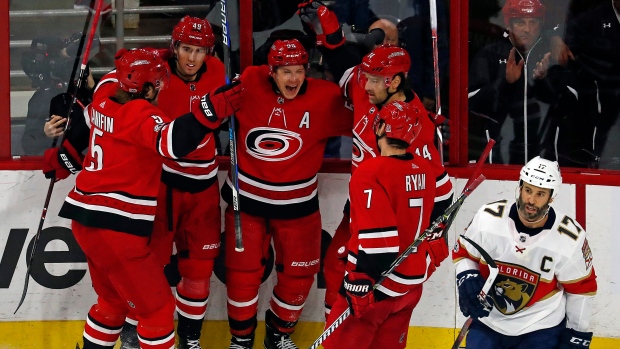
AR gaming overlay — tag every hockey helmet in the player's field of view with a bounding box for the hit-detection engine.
[519,156,562,194]
[373,100,422,145]
[360,44,410,78]
[116,49,169,94]
[172,15,215,50]
[268,39,309,71]
[502,0,546,27]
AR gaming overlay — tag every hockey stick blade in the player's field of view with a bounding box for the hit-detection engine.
[308,175,486,349]
[14,0,105,315]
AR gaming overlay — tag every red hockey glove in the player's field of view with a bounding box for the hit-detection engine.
[43,140,83,181]
[426,232,449,268]
[192,80,244,129]
[343,271,375,317]
[298,1,345,49]
[428,238,450,267]
[558,328,593,349]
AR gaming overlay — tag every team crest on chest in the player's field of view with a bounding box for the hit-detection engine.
[352,116,377,167]
[245,127,303,162]
[491,261,540,315]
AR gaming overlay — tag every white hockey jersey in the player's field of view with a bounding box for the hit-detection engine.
[453,200,597,336]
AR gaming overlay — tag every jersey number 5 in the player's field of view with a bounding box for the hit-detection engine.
[84,129,104,171]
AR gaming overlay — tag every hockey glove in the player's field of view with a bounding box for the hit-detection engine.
[557,328,593,349]
[192,80,244,129]
[42,140,84,181]
[426,228,449,268]
[297,1,345,49]
[344,271,375,317]
[456,270,493,319]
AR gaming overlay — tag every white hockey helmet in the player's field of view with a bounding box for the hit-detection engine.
[519,156,562,194]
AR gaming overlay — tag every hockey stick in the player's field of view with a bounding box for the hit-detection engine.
[307,175,486,349]
[451,235,499,349]
[429,0,444,163]
[220,0,244,252]
[14,0,104,314]
[441,138,496,236]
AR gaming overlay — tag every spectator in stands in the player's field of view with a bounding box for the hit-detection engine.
[468,0,555,165]
[21,33,96,156]
[542,0,620,168]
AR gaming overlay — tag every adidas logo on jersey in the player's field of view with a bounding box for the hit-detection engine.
[99,101,106,108]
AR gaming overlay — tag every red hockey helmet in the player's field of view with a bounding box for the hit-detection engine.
[373,100,422,145]
[268,39,309,71]
[502,0,546,27]
[116,49,169,94]
[172,15,215,49]
[360,44,410,78]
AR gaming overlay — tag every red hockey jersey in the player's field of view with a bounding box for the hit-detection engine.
[157,58,226,192]
[340,66,453,209]
[220,65,353,219]
[347,154,436,299]
[59,90,212,235]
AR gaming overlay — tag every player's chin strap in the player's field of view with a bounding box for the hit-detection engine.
[451,235,499,349]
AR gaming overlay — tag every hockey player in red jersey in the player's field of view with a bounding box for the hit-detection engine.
[45,17,227,349]
[322,101,442,349]
[453,156,597,348]
[321,42,455,318]
[44,49,242,349]
[148,16,227,349]
[192,39,352,349]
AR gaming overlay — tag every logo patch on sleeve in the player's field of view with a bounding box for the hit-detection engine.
[581,238,593,270]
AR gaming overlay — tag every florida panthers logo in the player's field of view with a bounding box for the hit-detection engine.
[492,262,540,315]
[246,127,303,161]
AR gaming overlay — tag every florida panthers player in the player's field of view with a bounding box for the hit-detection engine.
[193,38,353,349]
[452,156,597,348]
[44,49,242,349]
[322,101,440,349]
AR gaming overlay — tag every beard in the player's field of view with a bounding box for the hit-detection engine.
[517,196,549,223]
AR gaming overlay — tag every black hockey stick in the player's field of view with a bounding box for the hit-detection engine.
[220,0,244,252]
[307,174,486,349]
[14,0,104,314]
[451,235,499,349]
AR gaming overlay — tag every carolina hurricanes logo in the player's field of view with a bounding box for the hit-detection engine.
[352,114,377,167]
[246,127,303,161]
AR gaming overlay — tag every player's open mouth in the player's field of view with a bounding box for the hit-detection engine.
[525,205,537,213]
[285,85,298,92]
